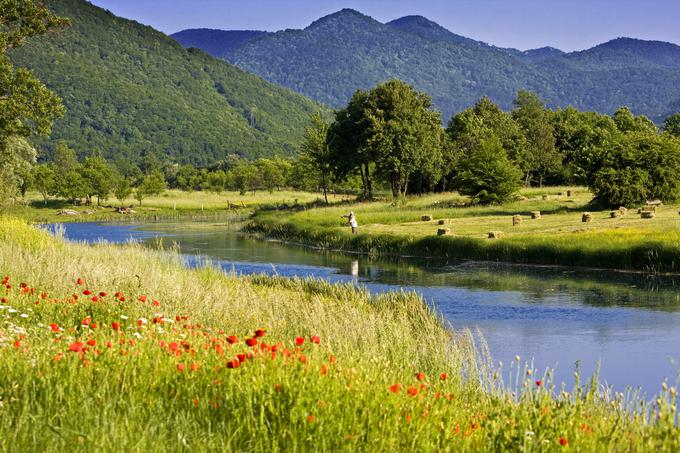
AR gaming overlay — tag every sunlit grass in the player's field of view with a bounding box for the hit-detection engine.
[0,216,678,450]
[249,187,680,272]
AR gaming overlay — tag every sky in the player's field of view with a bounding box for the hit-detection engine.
[89,0,680,52]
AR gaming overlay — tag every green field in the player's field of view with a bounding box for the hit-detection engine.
[4,189,338,223]
[248,187,680,272]
[0,215,678,450]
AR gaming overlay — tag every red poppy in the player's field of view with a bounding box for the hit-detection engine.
[226,360,240,369]
[69,342,85,352]
[245,338,258,347]
[320,364,328,375]
[236,353,246,363]
[177,363,185,372]
[307,415,315,423]
[389,383,402,394]
[226,335,238,344]
[106,341,112,348]
[81,317,91,326]
[310,335,320,344]
[535,380,542,387]
[112,322,120,331]
[99,291,107,297]
[49,323,60,332]
[169,342,180,352]
[254,329,266,338]
[138,295,147,303]
[295,337,304,346]
[152,299,160,307]
[76,278,84,285]
[407,386,419,397]
[91,296,99,302]
[190,363,200,371]
[441,372,448,381]
[83,289,92,296]
[558,437,568,446]
[87,339,96,346]
[90,322,97,329]
[415,372,426,381]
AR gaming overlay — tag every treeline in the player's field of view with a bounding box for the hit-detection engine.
[20,142,342,207]
[299,79,680,206]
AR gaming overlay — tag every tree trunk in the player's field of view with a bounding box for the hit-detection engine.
[364,164,373,199]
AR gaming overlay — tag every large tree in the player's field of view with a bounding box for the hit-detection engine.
[328,80,444,198]
[0,0,68,205]
[512,91,562,187]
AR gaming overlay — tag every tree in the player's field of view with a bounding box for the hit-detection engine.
[59,168,88,205]
[300,113,332,203]
[229,163,260,195]
[612,107,657,134]
[0,136,36,205]
[512,91,562,187]
[113,177,132,207]
[176,164,199,191]
[0,1,68,205]
[453,137,522,204]
[81,156,115,205]
[30,163,56,203]
[135,171,166,206]
[589,132,680,206]
[663,113,680,138]
[255,158,288,193]
[205,170,227,193]
[328,80,444,198]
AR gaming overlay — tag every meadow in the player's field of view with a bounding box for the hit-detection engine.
[5,189,335,224]
[0,215,679,451]
[248,187,680,272]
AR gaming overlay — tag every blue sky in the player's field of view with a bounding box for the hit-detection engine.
[90,0,680,51]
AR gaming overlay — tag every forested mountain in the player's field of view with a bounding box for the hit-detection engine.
[174,9,680,122]
[9,0,325,165]
[170,29,271,58]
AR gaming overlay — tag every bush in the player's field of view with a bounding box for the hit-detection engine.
[453,136,522,204]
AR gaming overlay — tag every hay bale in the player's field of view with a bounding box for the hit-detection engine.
[57,209,79,216]
[582,212,592,223]
[421,215,433,221]
[531,211,541,219]
[437,228,451,236]
[512,215,522,226]
[610,211,621,218]
[567,190,572,197]
[488,231,504,239]
[641,211,655,219]
[618,206,628,215]
[646,199,663,206]
[541,195,548,200]
[642,205,656,213]
[437,219,449,225]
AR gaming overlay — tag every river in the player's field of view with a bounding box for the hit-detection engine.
[50,220,680,396]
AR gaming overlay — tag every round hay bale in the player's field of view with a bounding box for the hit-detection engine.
[512,215,522,226]
[437,219,449,225]
[641,211,655,219]
[582,212,592,223]
[618,206,628,215]
[437,228,451,236]
[610,211,621,218]
[488,231,504,239]
[541,195,548,200]
[531,211,541,219]
[567,190,572,197]
[421,215,433,222]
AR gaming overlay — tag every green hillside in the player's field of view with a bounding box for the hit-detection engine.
[9,0,326,165]
[196,9,680,122]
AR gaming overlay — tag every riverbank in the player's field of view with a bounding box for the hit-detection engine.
[247,187,680,273]
[0,215,678,450]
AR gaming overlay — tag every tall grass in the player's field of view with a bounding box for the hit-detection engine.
[0,216,678,451]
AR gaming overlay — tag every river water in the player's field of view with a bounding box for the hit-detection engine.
[52,220,680,395]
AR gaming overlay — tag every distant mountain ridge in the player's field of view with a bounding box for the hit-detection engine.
[171,29,271,58]
[171,9,680,121]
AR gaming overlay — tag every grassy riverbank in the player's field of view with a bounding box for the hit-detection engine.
[3,189,341,223]
[0,216,679,450]
[248,187,680,273]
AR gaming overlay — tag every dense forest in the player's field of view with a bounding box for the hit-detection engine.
[178,9,680,122]
[8,0,326,166]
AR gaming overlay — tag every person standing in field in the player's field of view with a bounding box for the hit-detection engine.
[342,211,358,234]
